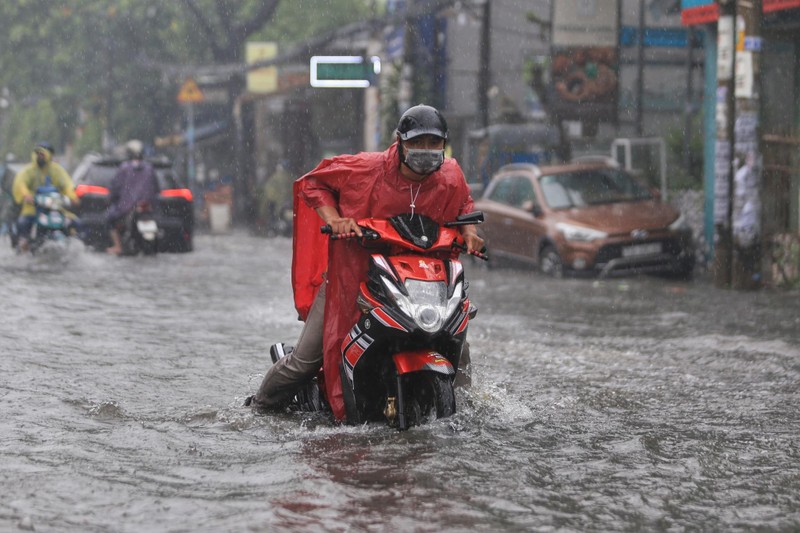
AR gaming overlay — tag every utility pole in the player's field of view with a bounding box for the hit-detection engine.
[103,33,116,151]
[713,0,763,290]
[712,1,736,288]
[364,37,382,151]
[398,0,416,114]
[684,26,695,174]
[635,0,645,136]
[478,0,491,129]
[187,101,196,193]
[730,0,763,289]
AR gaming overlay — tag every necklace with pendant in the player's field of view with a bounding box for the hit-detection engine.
[409,183,422,216]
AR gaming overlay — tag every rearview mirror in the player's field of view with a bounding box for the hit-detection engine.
[522,200,543,217]
[445,211,484,227]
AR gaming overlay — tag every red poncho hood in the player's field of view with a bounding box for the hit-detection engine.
[291,143,474,421]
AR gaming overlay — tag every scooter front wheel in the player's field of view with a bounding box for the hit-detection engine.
[401,372,455,428]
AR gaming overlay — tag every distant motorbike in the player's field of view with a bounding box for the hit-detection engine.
[276,211,487,430]
[16,184,75,255]
[270,202,294,237]
[120,201,159,256]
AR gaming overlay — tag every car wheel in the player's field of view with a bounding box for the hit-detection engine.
[539,245,564,278]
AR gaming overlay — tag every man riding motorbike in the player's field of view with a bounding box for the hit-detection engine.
[248,104,484,422]
[11,141,80,252]
[106,140,159,255]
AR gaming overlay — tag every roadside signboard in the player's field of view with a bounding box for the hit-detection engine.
[550,0,619,124]
[177,78,204,104]
[310,56,381,88]
[764,0,800,12]
[246,42,278,94]
[681,0,719,25]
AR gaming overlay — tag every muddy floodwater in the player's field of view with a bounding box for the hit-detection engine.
[1,231,799,531]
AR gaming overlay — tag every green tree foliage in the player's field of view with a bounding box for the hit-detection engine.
[665,113,705,190]
[2,100,59,161]
[255,0,381,45]
[0,0,375,159]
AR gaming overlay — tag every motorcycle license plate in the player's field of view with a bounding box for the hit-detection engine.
[137,220,158,239]
[622,242,661,257]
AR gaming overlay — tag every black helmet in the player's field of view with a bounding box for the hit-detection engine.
[396,104,448,141]
[35,141,54,154]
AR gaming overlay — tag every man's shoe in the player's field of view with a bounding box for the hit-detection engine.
[292,380,325,412]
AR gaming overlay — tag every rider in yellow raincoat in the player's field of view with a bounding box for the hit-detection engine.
[12,142,79,250]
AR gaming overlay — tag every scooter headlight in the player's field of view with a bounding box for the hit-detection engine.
[381,278,463,333]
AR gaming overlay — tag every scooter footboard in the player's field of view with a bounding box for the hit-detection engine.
[392,350,455,376]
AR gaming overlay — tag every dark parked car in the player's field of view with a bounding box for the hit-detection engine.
[72,154,194,252]
[473,161,695,278]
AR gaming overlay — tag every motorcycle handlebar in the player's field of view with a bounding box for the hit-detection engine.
[320,225,373,240]
[321,223,489,260]
[321,225,354,240]
[452,241,489,261]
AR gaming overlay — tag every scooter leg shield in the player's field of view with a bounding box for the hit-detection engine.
[339,361,361,425]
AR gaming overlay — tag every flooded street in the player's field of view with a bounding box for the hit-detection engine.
[1,231,799,531]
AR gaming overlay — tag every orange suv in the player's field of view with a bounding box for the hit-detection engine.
[473,162,695,278]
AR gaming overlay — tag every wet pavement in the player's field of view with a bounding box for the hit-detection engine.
[1,231,799,531]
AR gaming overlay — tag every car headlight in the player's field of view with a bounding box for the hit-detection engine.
[668,213,689,231]
[380,277,463,333]
[555,222,608,242]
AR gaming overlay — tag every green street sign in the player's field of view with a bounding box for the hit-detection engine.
[310,56,381,88]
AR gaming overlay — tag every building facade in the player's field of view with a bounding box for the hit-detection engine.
[683,0,800,287]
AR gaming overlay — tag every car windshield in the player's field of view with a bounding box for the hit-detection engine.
[538,168,652,209]
[82,165,118,188]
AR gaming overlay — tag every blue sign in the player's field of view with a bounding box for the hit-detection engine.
[620,27,703,48]
[681,0,715,7]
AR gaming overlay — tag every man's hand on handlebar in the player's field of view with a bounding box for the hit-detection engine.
[326,216,362,237]
[316,206,362,238]
[460,225,484,253]
[463,233,484,254]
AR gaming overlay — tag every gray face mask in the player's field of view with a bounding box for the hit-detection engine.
[404,148,444,175]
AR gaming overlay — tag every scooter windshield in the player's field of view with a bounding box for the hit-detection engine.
[388,213,440,249]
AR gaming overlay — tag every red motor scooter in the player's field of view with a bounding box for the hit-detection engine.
[300,211,486,430]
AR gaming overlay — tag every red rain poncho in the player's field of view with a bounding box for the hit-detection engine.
[291,142,475,421]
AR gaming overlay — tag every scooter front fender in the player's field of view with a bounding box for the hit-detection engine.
[392,349,455,376]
